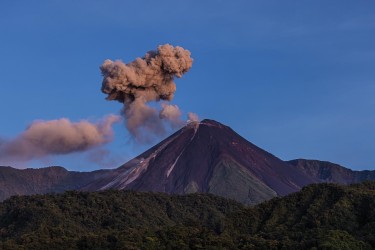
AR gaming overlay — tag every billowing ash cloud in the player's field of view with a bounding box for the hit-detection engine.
[100,44,194,142]
[0,115,120,162]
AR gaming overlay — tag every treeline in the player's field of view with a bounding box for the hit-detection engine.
[0,182,375,249]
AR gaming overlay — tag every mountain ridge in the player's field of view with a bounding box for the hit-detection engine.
[289,159,375,184]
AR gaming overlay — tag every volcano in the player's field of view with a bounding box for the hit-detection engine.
[2,119,374,203]
[83,119,319,204]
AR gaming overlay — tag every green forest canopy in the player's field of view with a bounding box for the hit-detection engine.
[1,182,375,249]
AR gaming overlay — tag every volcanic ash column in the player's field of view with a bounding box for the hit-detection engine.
[100,44,197,142]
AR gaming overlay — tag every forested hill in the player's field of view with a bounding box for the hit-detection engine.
[1,182,375,249]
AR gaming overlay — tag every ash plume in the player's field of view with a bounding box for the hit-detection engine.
[100,44,194,142]
[160,103,184,128]
[87,148,126,169]
[187,112,199,122]
[0,115,120,163]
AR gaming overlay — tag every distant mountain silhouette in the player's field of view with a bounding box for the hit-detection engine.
[288,159,375,184]
[0,166,110,201]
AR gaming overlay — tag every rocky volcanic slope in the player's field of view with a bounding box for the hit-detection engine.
[83,119,319,205]
[289,159,375,184]
[0,166,110,201]
[2,119,374,204]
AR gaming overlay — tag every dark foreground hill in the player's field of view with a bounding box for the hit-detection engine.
[1,182,374,249]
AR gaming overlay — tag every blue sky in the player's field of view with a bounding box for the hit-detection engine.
[0,1,374,170]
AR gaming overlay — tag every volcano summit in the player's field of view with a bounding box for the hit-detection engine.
[83,119,319,204]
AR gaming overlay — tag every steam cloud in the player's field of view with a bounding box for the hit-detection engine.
[100,44,195,142]
[0,115,120,162]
